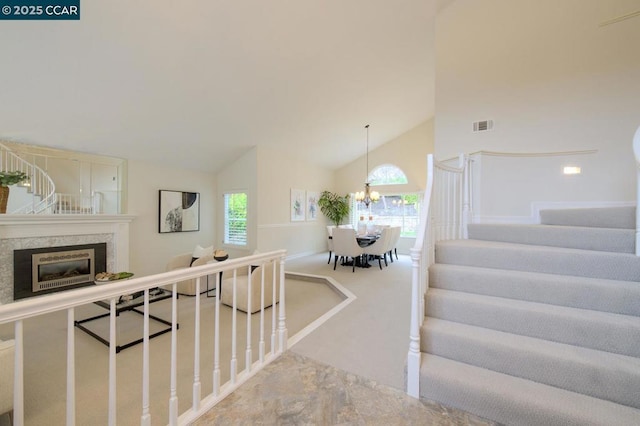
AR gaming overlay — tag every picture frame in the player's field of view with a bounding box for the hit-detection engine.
[290,188,305,222]
[306,191,319,221]
[159,190,200,233]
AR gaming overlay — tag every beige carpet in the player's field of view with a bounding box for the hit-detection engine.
[286,253,413,390]
[0,275,344,425]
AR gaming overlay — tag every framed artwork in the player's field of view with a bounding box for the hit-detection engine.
[159,190,200,233]
[290,188,305,221]
[306,191,319,221]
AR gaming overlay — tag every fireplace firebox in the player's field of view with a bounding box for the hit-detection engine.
[14,243,107,300]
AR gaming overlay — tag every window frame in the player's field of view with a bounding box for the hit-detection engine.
[223,191,248,247]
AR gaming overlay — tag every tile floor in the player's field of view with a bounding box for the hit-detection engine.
[193,351,500,426]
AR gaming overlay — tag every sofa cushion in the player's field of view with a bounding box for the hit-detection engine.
[191,245,213,265]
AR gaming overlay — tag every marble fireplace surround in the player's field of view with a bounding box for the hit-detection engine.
[0,215,134,305]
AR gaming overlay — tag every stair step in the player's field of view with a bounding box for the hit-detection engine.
[435,239,640,282]
[420,318,640,409]
[419,354,640,426]
[467,223,634,253]
[539,206,635,229]
[425,289,640,357]
[429,264,640,316]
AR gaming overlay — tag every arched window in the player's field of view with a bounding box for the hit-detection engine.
[351,164,420,239]
[368,164,408,186]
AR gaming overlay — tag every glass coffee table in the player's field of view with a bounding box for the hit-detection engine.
[74,288,178,353]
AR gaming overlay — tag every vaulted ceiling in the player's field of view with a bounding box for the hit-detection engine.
[0,1,445,172]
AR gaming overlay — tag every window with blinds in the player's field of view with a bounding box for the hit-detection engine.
[224,192,247,246]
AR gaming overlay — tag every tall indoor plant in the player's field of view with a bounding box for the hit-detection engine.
[318,190,350,226]
[0,170,28,214]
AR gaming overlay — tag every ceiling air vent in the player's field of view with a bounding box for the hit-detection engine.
[473,120,493,132]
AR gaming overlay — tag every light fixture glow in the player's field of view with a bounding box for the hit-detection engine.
[355,125,380,207]
[563,166,581,175]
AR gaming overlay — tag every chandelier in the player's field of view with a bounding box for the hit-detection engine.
[355,124,380,207]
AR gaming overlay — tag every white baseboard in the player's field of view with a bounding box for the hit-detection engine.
[472,215,539,225]
[530,201,635,222]
[473,201,635,225]
[286,250,318,261]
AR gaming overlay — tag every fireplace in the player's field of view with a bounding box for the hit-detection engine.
[14,243,107,300]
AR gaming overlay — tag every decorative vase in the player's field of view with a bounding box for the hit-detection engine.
[0,186,9,214]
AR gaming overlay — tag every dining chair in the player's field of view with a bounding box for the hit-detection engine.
[331,227,365,272]
[363,227,393,269]
[326,225,336,264]
[389,226,401,261]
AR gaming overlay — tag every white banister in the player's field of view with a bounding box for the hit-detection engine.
[0,142,56,215]
[407,154,470,399]
[634,125,640,256]
[0,249,287,425]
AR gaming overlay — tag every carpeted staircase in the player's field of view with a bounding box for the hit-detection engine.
[418,206,640,426]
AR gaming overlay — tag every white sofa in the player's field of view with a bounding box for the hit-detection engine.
[220,261,280,314]
[165,252,216,295]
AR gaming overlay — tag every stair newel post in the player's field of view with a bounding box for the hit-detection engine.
[634,125,640,256]
[460,153,471,239]
[407,247,422,398]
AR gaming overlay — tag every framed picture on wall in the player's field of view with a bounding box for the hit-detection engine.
[159,190,200,233]
[306,191,319,221]
[290,188,305,221]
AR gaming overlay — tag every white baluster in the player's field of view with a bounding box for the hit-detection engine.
[259,266,266,364]
[66,308,76,426]
[277,258,287,352]
[633,125,640,256]
[141,290,151,426]
[245,267,253,373]
[192,278,201,411]
[213,273,221,396]
[108,298,117,426]
[270,262,277,356]
[169,283,179,426]
[13,320,24,426]
[230,269,238,384]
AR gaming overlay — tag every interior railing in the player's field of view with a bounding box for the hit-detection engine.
[53,192,101,214]
[634,125,640,256]
[0,250,288,426]
[0,142,56,214]
[406,154,469,398]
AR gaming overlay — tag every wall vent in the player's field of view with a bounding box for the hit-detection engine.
[473,120,493,132]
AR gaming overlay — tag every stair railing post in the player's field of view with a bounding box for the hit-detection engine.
[460,154,471,239]
[634,125,640,256]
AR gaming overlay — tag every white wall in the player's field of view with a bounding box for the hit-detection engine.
[127,159,216,277]
[216,148,258,259]
[435,0,640,215]
[335,119,434,196]
[256,145,334,258]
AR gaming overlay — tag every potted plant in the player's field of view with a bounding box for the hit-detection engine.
[318,190,350,226]
[0,170,28,214]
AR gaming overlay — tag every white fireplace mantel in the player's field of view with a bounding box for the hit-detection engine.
[0,215,135,304]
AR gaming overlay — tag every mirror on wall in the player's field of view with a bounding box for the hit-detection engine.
[0,140,126,215]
